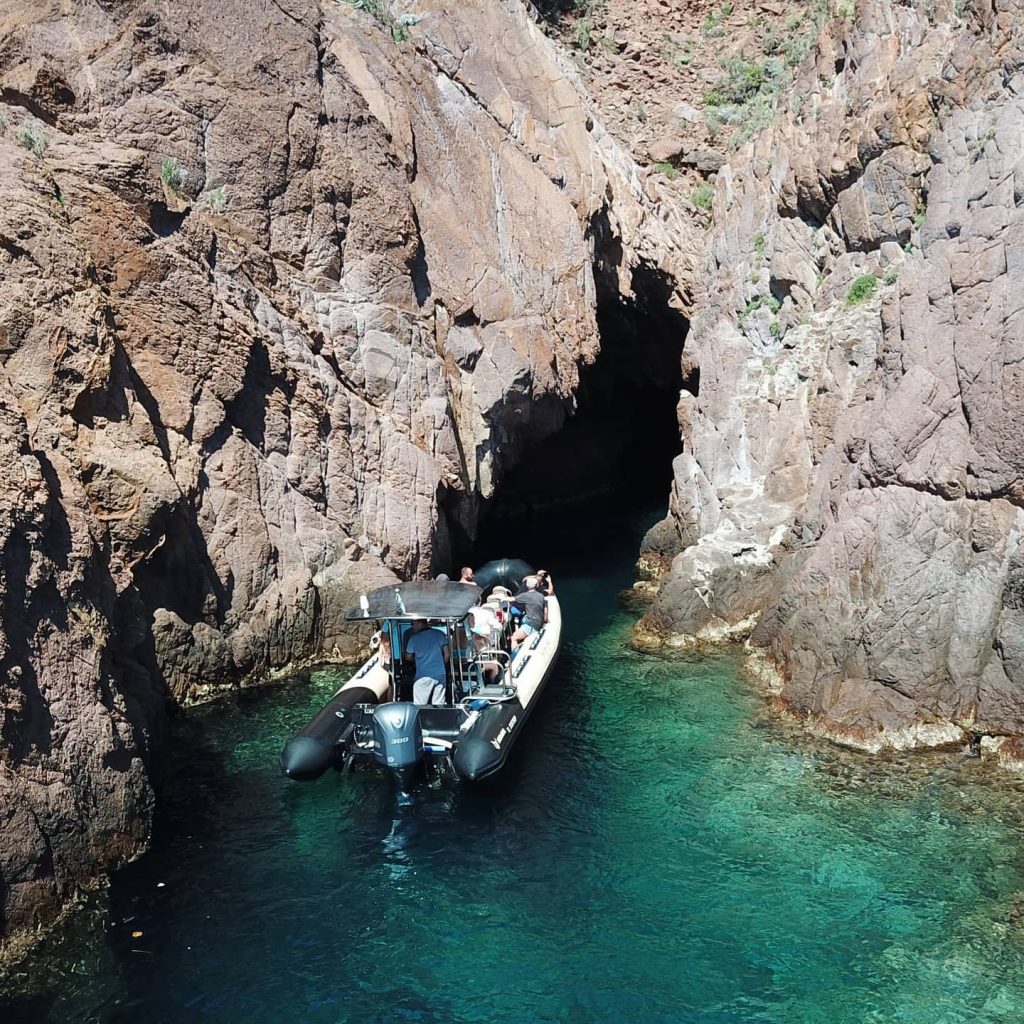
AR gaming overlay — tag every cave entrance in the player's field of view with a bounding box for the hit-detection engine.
[472,261,689,564]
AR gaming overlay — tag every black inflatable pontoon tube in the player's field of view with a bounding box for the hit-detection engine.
[280,684,379,780]
[452,737,504,782]
[473,558,534,596]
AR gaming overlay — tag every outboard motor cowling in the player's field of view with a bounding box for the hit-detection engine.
[373,702,424,789]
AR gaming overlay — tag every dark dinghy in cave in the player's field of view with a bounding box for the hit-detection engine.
[280,560,561,788]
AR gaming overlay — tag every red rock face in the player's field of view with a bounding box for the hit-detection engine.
[0,1,695,942]
[637,0,1024,753]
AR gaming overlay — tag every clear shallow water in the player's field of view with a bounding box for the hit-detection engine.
[8,502,1024,1023]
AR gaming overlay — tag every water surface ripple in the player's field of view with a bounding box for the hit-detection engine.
[9,504,1024,1023]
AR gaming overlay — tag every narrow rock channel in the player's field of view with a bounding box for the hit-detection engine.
[2,0,1024,999]
[7,497,1024,1023]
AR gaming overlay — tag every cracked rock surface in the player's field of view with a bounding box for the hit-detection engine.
[639,0,1024,754]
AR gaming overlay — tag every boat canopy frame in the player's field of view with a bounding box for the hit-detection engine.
[345,580,483,622]
[348,581,518,707]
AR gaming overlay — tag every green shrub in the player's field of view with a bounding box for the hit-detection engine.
[708,58,774,106]
[731,92,778,147]
[740,294,781,320]
[654,161,677,180]
[161,157,188,195]
[16,121,46,157]
[701,58,787,148]
[692,183,714,210]
[753,231,766,258]
[702,9,724,36]
[667,36,693,67]
[780,32,814,69]
[769,319,782,340]
[846,274,878,306]
[356,0,414,42]
[883,266,899,286]
[204,186,228,214]
[572,15,595,49]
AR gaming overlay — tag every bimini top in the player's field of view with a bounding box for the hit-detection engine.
[345,580,483,621]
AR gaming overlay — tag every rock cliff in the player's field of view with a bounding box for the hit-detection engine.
[636,0,1024,754]
[0,0,694,945]
[4,0,1024,951]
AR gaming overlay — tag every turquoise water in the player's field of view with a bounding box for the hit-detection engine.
[8,502,1024,1022]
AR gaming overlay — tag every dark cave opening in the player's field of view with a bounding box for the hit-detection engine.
[470,262,689,564]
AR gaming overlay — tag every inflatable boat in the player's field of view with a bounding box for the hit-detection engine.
[280,560,561,788]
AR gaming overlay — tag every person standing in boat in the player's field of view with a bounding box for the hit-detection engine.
[458,566,476,585]
[404,619,450,705]
[511,576,547,649]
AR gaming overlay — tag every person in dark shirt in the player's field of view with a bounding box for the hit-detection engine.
[511,576,546,649]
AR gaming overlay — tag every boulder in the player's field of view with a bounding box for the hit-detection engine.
[648,137,687,164]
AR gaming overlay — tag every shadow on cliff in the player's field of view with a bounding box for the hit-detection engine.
[471,240,689,537]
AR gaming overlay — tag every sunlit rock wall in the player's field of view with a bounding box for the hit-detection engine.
[642,0,1024,753]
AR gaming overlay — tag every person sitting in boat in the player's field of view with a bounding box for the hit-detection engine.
[404,618,450,705]
[373,627,396,699]
[458,566,476,585]
[511,576,546,649]
[467,605,502,685]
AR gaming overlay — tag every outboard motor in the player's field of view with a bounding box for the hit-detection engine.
[373,702,424,790]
